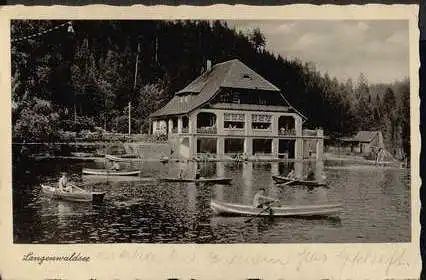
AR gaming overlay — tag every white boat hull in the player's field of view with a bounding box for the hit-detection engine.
[210,200,342,217]
[41,184,106,203]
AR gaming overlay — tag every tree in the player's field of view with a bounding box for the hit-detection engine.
[249,27,266,52]
[14,98,59,142]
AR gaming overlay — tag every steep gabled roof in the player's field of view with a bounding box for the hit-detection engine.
[150,59,296,118]
[177,59,280,95]
[353,131,382,142]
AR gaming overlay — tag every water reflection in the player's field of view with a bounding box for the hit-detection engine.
[242,162,253,203]
[13,159,410,243]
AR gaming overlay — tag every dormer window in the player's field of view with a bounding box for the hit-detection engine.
[242,74,251,79]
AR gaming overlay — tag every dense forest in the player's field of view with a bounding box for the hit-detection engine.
[11,20,410,159]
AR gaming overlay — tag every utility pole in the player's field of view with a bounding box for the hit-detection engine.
[130,42,140,136]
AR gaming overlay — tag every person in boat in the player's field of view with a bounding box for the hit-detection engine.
[58,172,72,192]
[287,169,296,179]
[111,160,120,171]
[253,188,279,208]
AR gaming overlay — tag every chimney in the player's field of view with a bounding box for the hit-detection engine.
[206,59,212,72]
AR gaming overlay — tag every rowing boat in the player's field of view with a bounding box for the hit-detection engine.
[210,200,342,217]
[82,168,141,176]
[160,177,232,184]
[41,184,106,203]
[272,175,327,186]
[105,154,142,162]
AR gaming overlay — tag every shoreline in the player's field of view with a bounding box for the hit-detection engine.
[15,154,407,167]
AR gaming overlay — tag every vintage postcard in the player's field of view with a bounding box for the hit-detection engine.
[0,4,420,280]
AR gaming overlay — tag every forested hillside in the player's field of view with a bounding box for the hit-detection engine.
[11,20,410,158]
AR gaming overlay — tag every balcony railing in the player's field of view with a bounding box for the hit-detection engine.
[182,127,189,133]
[279,128,296,136]
[172,127,178,134]
[196,127,217,134]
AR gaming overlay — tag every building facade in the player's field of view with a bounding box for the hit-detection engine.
[150,59,324,160]
[338,130,384,157]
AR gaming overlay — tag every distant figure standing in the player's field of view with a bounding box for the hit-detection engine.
[306,167,315,181]
[195,166,201,179]
[58,172,71,192]
[376,148,385,165]
[253,188,279,208]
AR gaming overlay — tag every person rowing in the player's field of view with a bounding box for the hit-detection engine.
[287,168,296,179]
[253,188,279,208]
[58,172,72,193]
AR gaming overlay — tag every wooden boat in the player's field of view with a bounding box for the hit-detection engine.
[71,152,94,158]
[41,184,106,203]
[105,154,142,162]
[160,177,232,184]
[210,200,343,217]
[82,168,141,176]
[272,175,327,187]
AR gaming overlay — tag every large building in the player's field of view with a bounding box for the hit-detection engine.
[149,59,324,160]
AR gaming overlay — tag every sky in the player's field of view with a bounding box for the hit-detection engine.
[227,20,409,84]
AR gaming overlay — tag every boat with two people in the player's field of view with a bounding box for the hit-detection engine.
[41,172,106,203]
[272,167,327,187]
[82,156,141,176]
[160,163,232,184]
[272,175,327,187]
[160,177,232,184]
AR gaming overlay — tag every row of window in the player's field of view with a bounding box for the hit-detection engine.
[224,113,274,123]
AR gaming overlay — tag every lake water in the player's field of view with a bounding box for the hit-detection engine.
[12,158,411,243]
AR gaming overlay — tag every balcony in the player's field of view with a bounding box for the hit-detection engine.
[223,126,245,136]
[182,127,189,133]
[279,128,296,136]
[196,126,217,134]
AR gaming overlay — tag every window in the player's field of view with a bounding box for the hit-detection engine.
[225,138,244,153]
[224,113,245,129]
[252,114,272,130]
[252,114,272,123]
[242,74,252,80]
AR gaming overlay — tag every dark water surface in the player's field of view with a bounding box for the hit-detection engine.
[13,159,410,243]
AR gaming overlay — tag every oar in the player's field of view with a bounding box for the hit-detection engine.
[277,180,293,187]
[244,200,280,223]
[70,183,86,192]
